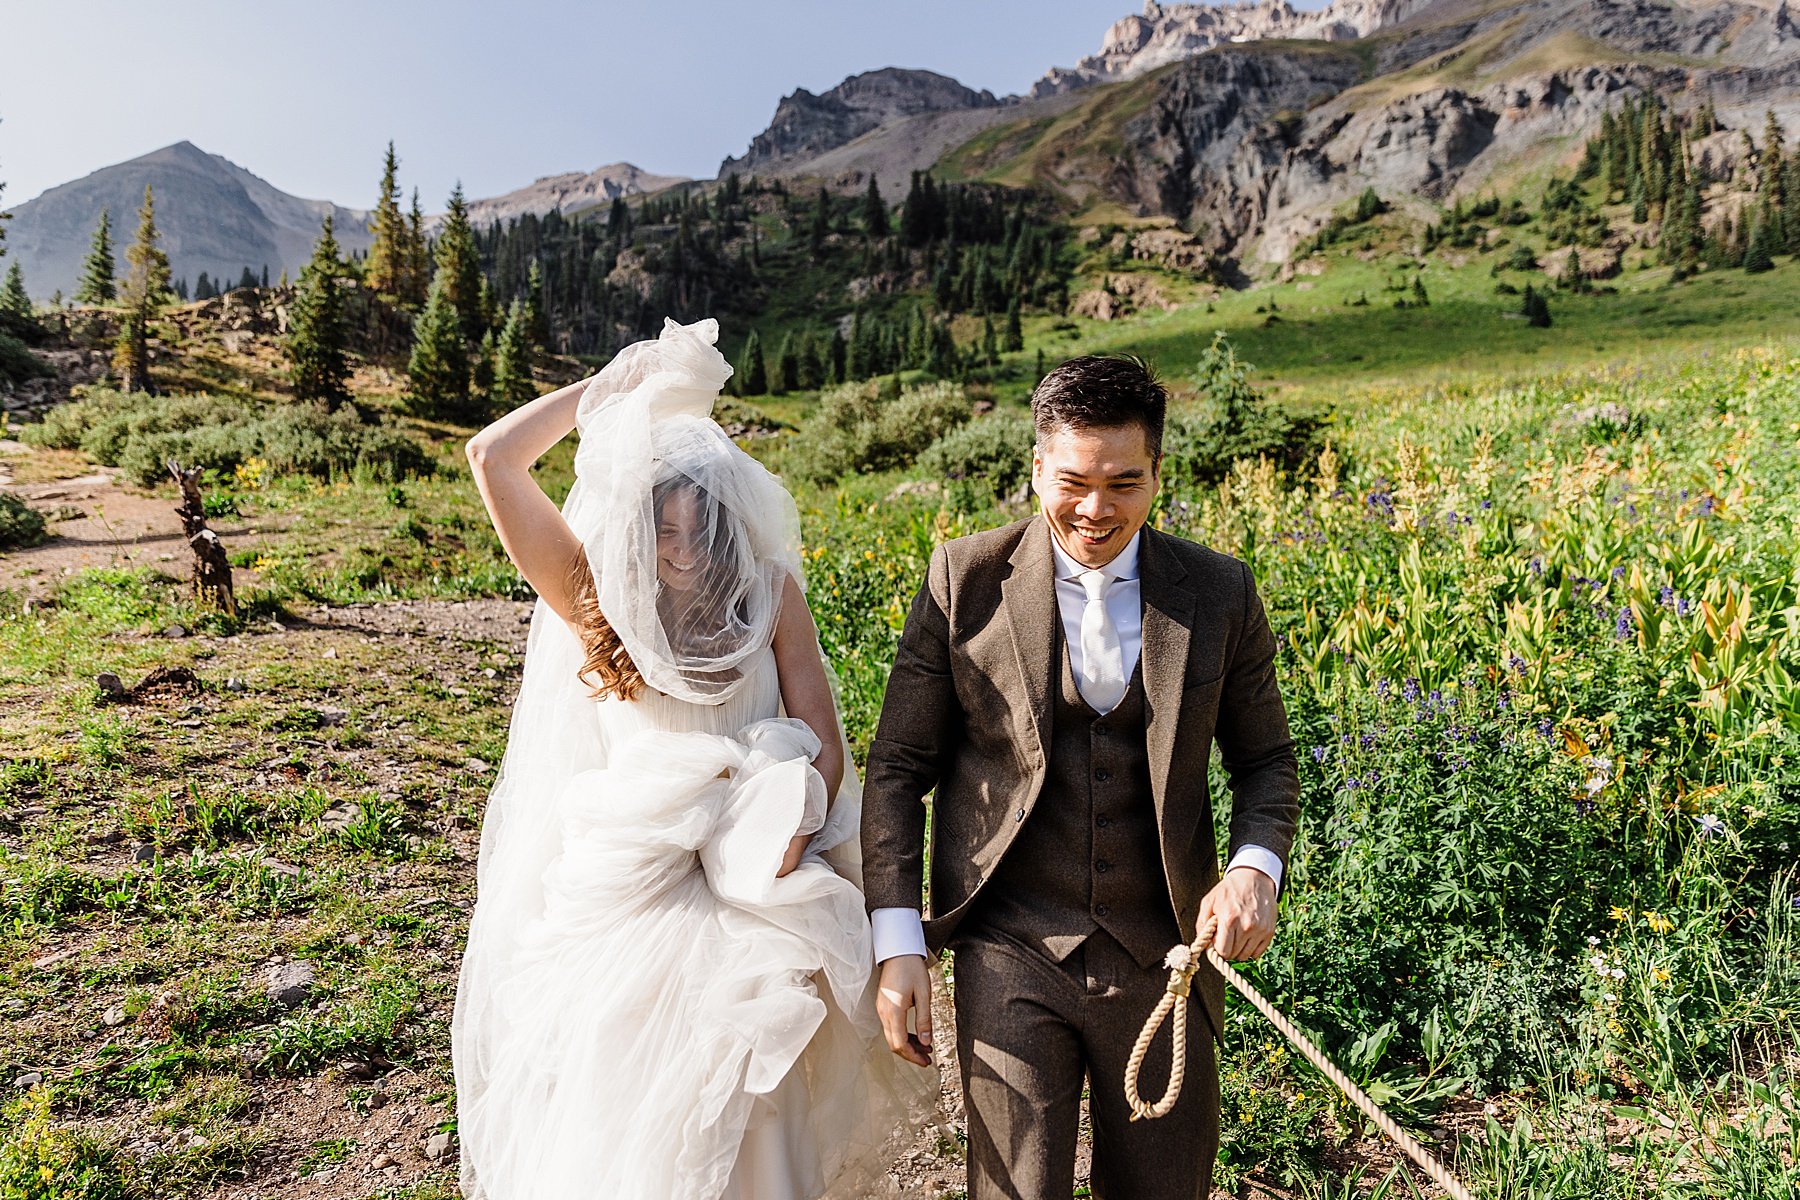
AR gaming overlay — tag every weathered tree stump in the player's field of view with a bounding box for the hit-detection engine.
[167,460,236,617]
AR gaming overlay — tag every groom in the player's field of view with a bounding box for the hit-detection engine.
[861,354,1300,1199]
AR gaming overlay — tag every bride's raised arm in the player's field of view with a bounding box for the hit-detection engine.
[464,377,594,624]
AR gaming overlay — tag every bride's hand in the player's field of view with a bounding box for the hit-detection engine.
[775,833,811,878]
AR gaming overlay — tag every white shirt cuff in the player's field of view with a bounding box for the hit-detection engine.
[870,907,928,963]
[1226,844,1284,890]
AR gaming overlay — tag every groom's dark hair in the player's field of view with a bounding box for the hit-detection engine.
[1030,354,1168,462]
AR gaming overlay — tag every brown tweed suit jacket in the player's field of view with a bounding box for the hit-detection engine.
[862,515,1301,1035]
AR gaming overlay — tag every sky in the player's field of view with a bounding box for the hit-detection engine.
[2,0,1316,214]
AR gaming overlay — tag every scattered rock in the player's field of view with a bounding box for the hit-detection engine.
[260,858,302,877]
[131,843,158,864]
[12,1072,43,1088]
[85,829,125,845]
[464,757,492,774]
[424,1132,455,1162]
[226,677,248,693]
[371,1151,398,1170]
[30,950,76,971]
[265,961,317,1009]
[322,647,338,660]
[316,706,349,727]
[319,802,364,832]
[94,672,127,701]
[161,624,189,639]
[339,1059,376,1082]
[368,1089,389,1109]
[102,1005,128,1027]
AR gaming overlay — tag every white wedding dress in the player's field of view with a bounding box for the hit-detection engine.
[454,642,923,1199]
[452,317,928,1198]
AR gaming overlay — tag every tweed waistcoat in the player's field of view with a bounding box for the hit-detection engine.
[967,623,1181,969]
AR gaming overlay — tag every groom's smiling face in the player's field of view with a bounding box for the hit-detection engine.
[1032,423,1160,570]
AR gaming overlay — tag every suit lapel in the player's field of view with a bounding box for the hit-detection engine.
[1139,527,1195,828]
[1000,516,1058,777]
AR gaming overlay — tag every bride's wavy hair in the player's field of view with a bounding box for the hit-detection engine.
[569,553,646,702]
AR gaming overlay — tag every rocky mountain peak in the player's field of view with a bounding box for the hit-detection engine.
[1033,0,1436,96]
[720,67,1003,177]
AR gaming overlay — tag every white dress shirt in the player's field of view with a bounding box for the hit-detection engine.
[871,525,1285,963]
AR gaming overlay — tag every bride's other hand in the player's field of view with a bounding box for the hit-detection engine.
[776,832,811,877]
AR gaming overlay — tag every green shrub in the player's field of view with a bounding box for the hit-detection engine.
[0,330,51,387]
[0,493,47,550]
[21,389,434,486]
[919,411,1034,507]
[1161,331,1326,489]
[784,378,971,484]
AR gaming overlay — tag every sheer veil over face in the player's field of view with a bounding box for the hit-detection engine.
[569,319,803,704]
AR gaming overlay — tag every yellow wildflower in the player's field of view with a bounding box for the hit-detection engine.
[1644,912,1674,934]
[1609,906,1629,922]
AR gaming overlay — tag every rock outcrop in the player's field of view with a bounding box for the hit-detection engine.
[719,67,1003,177]
[1032,0,1434,96]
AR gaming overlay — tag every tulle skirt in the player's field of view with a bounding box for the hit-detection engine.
[453,718,925,1199]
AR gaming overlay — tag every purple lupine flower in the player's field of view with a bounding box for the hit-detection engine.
[1659,585,1675,608]
[1312,745,1328,763]
[1530,557,1544,578]
[1361,733,1376,748]
[1480,499,1494,510]
[1496,690,1510,710]
[1676,598,1693,617]
[1428,688,1443,708]
[1375,677,1391,698]
[1402,678,1421,702]
[1614,608,1633,640]
[1698,496,1716,516]
[1510,654,1528,676]
[1611,565,1626,580]
[1537,717,1556,740]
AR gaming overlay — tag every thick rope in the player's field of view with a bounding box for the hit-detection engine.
[1123,915,1476,1200]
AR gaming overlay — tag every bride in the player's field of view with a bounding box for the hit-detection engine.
[451,317,930,1198]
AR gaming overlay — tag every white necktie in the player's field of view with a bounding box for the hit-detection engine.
[1077,569,1127,714]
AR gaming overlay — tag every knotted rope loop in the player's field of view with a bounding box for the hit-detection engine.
[1124,917,1477,1200]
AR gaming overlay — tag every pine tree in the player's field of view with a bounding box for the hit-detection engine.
[810,187,831,254]
[491,299,536,409]
[472,328,497,400]
[1520,283,1552,328]
[408,267,471,416]
[75,210,117,305]
[174,277,188,302]
[122,185,172,309]
[113,185,171,392]
[237,266,258,291]
[285,215,352,410]
[1411,276,1429,306]
[523,260,550,347]
[404,188,430,305]
[365,141,410,298]
[737,329,768,395]
[194,271,215,300]
[0,263,31,321]
[1003,296,1024,352]
[862,177,887,239]
[772,331,798,395]
[1742,217,1777,274]
[435,183,485,343]
[111,305,151,393]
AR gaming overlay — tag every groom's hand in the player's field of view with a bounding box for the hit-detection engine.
[875,955,933,1067]
[1198,866,1278,961]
